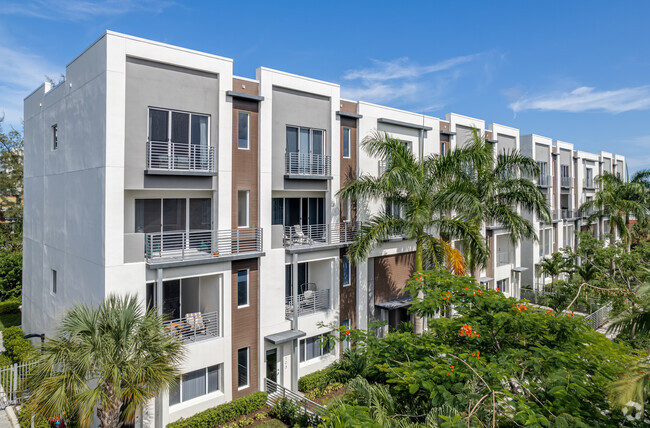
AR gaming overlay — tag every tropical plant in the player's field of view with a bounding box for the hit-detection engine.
[581,172,648,251]
[27,295,184,428]
[434,128,550,272]
[537,252,571,285]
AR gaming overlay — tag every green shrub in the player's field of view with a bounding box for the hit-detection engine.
[3,326,37,364]
[254,411,268,420]
[237,415,254,426]
[0,251,21,299]
[0,353,12,368]
[270,398,320,428]
[0,297,21,315]
[18,403,50,428]
[297,367,332,393]
[168,391,267,428]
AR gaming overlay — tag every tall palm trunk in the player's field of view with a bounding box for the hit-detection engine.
[413,237,425,334]
[97,383,122,428]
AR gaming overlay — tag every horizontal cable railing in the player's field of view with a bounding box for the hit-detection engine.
[146,141,216,173]
[285,152,331,176]
[145,228,262,263]
[378,160,387,176]
[163,310,219,343]
[265,378,326,417]
[560,176,573,188]
[285,289,330,318]
[537,174,551,187]
[283,222,359,248]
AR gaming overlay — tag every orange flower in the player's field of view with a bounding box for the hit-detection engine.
[446,373,450,376]
[344,329,350,336]
[496,287,500,292]
[471,352,476,356]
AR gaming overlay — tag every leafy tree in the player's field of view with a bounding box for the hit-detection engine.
[537,252,571,284]
[28,295,184,428]
[0,250,21,298]
[325,270,638,427]
[0,118,23,249]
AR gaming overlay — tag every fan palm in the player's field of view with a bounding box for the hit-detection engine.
[433,129,550,272]
[537,252,571,285]
[581,172,648,251]
[28,295,184,427]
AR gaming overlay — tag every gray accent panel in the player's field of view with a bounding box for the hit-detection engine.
[456,125,475,148]
[284,174,333,180]
[603,158,612,173]
[226,90,264,101]
[535,144,550,161]
[497,134,516,153]
[377,117,432,131]
[440,130,456,136]
[560,149,571,166]
[283,179,328,191]
[336,111,362,119]
[143,175,213,189]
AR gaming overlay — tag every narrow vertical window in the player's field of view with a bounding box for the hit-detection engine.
[342,255,350,287]
[440,141,446,154]
[238,190,250,228]
[237,269,249,307]
[238,112,250,149]
[342,319,351,351]
[342,128,350,158]
[272,198,284,225]
[51,269,57,295]
[238,347,249,389]
[52,124,58,150]
[207,364,220,393]
[341,198,351,222]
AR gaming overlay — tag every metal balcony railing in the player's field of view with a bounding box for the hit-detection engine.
[560,176,573,188]
[146,141,216,173]
[378,160,387,176]
[163,310,219,343]
[285,289,330,318]
[283,222,360,248]
[537,174,551,188]
[497,251,512,266]
[145,228,262,264]
[285,152,331,177]
[583,178,595,189]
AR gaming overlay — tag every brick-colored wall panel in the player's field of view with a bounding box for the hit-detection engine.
[373,252,415,304]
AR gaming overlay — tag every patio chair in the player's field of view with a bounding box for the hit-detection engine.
[293,225,312,245]
[184,312,206,336]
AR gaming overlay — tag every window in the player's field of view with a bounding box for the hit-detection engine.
[51,269,57,295]
[440,141,446,154]
[238,347,249,389]
[342,319,351,352]
[300,333,331,362]
[342,256,350,287]
[52,124,58,150]
[238,112,250,149]
[496,279,509,293]
[386,200,402,218]
[342,128,351,158]
[148,108,209,146]
[238,190,250,228]
[272,198,284,225]
[341,198,351,222]
[169,364,221,406]
[560,165,570,178]
[237,269,249,307]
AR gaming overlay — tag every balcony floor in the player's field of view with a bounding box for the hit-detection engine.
[147,250,265,268]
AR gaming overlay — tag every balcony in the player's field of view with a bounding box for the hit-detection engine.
[146,141,216,175]
[497,251,512,266]
[163,310,219,343]
[283,222,360,250]
[145,228,263,266]
[583,178,595,189]
[285,288,330,318]
[561,209,579,219]
[285,152,332,179]
[560,176,573,188]
[378,160,387,176]
[537,174,551,188]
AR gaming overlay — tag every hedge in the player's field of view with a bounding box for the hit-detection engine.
[297,367,332,393]
[168,391,267,428]
[3,326,38,364]
[0,297,21,315]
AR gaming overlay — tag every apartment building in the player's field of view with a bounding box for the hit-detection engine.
[23,31,625,426]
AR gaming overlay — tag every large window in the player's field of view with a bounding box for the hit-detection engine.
[238,348,249,389]
[273,197,325,227]
[271,198,284,225]
[342,128,350,158]
[238,190,250,228]
[496,279,509,293]
[300,333,330,362]
[342,255,350,287]
[237,269,249,308]
[169,364,221,406]
[135,198,211,233]
[148,108,209,147]
[238,112,250,149]
[560,164,570,178]
[286,126,324,156]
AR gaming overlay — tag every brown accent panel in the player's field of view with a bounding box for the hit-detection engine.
[485,130,493,140]
[486,232,494,279]
[439,121,450,132]
[339,100,358,114]
[373,252,415,304]
[440,134,450,143]
[232,78,260,96]
[340,248,357,328]
[340,117,358,221]
[231,259,259,399]
[232,99,259,228]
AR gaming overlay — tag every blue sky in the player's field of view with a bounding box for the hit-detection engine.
[1,0,649,172]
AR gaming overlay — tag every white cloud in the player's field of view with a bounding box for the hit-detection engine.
[0,0,173,20]
[509,86,650,114]
[341,54,485,108]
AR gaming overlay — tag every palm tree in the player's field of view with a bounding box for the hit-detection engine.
[580,172,648,251]
[338,132,489,333]
[537,252,571,288]
[28,295,184,427]
[434,129,550,272]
